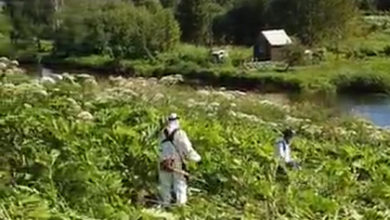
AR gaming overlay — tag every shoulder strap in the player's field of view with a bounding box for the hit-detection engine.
[163,128,184,163]
[282,140,287,151]
[162,128,179,142]
[168,128,179,142]
[277,139,286,151]
[163,129,170,141]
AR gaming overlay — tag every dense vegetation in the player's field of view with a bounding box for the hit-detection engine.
[1,1,390,219]
[1,0,389,56]
[1,63,390,219]
[1,0,358,48]
[0,0,390,95]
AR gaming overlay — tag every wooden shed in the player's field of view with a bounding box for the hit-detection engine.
[254,29,292,61]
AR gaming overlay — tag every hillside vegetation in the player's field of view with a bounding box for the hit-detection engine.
[1,67,390,219]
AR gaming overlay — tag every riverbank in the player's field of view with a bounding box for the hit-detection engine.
[39,55,390,95]
[20,60,390,128]
[2,33,390,96]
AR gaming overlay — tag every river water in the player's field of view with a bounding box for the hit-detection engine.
[338,94,390,127]
[24,65,390,127]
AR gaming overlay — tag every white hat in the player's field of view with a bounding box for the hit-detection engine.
[168,113,180,121]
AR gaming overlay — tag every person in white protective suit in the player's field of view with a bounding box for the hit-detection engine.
[158,113,201,206]
[275,129,300,170]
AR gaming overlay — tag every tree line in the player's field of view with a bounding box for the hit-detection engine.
[1,0,388,61]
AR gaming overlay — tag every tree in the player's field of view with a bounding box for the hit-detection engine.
[266,0,358,45]
[160,0,179,8]
[4,0,56,49]
[51,0,101,56]
[176,0,216,44]
[54,1,180,60]
[376,0,390,10]
[213,0,267,45]
[355,0,376,10]
[214,0,236,8]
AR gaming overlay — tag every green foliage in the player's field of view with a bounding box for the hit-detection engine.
[333,71,390,93]
[213,0,267,45]
[157,44,210,66]
[267,0,358,45]
[383,45,390,56]
[376,0,390,10]
[54,1,180,59]
[52,0,98,56]
[160,0,180,8]
[341,17,390,59]
[355,0,376,10]
[36,50,390,96]
[282,43,306,67]
[176,0,217,44]
[359,47,378,56]
[1,73,390,218]
[226,46,252,66]
[0,37,12,57]
[0,12,12,36]
[4,0,56,46]
[60,55,112,70]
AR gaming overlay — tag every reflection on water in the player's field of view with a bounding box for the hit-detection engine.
[21,63,109,79]
[338,94,390,127]
[256,93,390,127]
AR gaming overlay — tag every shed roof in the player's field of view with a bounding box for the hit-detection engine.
[261,29,292,46]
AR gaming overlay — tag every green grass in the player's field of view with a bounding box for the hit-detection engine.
[63,55,112,68]
[0,36,12,56]
[0,12,12,57]
[342,31,390,55]
[1,73,390,219]
[39,52,390,95]
[340,15,390,56]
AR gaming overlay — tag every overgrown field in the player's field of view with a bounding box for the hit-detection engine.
[1,71,390,219]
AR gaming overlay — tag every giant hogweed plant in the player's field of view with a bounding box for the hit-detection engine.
[0,74,390,219]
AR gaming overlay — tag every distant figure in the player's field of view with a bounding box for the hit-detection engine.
[211,49,228,63]
[275,129,300,170]
[39,64,63,83]
[158,113,201,206]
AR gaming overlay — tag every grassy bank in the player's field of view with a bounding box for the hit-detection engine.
[42,53,390,95]
[1,72,390,219]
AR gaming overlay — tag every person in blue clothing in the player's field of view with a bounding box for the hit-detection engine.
[275,129,300,170]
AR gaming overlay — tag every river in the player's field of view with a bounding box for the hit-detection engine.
[24,64,390,127]
[338,94,390,127]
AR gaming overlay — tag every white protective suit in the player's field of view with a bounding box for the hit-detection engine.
[275,138,292,163]
[158,117,201,205]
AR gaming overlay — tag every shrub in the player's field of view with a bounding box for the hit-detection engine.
[54,2,180,60]
[282,43,305,67]
[333,71,390,93]
[63,55,112,69]
[157,44,211,66]
[359,47,378,57]
[345,48,365,59]
[383,45,390,56]
[227,46,252,67]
